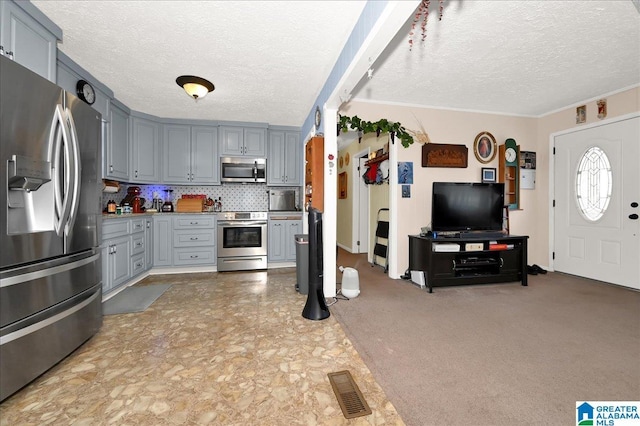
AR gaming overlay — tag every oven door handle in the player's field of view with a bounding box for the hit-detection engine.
[218,221,267,227]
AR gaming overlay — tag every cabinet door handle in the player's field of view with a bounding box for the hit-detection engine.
[110,165,114,172]
[500,258,504,267]
[136,242,143,247]
[190,222,199,225]
[190,255,199,259]
[452,260,456,270]
[135,170,138,178]
[190,237,198,240]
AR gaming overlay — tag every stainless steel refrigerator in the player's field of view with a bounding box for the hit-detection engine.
[0,56,102,401]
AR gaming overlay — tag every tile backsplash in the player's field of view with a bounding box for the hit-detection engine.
[103,183,299,212]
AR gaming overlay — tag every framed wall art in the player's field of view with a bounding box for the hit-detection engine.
[473,131,497,164]
[421,143,468,168]
[481,167,496,183]
[338,172,347,199]
[576,105,586,124]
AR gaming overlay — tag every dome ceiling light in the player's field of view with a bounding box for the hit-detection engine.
[176,75,215,100]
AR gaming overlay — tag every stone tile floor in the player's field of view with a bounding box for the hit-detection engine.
[0,269,403,425]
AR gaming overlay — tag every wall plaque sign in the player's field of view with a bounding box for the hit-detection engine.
[421,143,468,168]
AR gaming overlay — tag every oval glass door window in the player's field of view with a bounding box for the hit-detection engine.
[575,146,612,221]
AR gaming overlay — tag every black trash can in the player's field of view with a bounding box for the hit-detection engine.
[295,234,309,295]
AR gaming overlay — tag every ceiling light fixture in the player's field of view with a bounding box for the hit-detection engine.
[176,75,215,100]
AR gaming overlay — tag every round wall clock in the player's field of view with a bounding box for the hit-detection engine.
[314,106,321,128]
[76,79,96,105]
[504,138,518,165]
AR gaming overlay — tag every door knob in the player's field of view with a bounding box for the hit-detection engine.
[629,214,639,220]
[631,202,638,208]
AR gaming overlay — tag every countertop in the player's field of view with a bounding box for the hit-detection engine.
[102,212,218,219]
[103,211,304,219]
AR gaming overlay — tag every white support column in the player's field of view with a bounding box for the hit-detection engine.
[322,106,338,297]
[323,1,419,284]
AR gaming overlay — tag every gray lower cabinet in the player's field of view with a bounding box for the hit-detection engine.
[0,0,61,82]
[145,218,153,270]
[153,215,173,266]
[172,215,216,266]
[101,219,131,294]
[130,218,146,278]
[268,219,301,262]
[153,214,216,267]
[102,216,153,295]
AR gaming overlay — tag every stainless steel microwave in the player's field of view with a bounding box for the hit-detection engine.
[220,157,266,183]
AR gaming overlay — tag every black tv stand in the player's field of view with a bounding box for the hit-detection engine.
[435,231,506,239]
[408,234,528,293]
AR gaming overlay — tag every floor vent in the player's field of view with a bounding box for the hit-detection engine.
[327,370,372,419]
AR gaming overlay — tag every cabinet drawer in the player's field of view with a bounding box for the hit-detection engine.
[173,216,215,229]
[131,254,145,277]
[173,247,216,266]
[131,234,145,255]
[103,219,131,239]
[172,229,215,247]
[131,218,145,234]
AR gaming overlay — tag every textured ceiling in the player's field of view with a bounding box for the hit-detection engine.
[32,1,368,126]
[354,0,640,117]
[32,1,640,127]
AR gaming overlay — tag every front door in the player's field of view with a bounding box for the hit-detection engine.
[553,115,639,289]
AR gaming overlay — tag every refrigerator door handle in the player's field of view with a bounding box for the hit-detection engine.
[52,104,75,237]
[50,106,65,235]
[63,108,82,236]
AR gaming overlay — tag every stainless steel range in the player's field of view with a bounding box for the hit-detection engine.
[217,212,267,271]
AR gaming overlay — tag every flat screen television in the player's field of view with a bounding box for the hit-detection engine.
[431,182,505,233]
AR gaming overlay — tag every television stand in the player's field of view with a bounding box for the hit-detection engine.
[408,234,528,293]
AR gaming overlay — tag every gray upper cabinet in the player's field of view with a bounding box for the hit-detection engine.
[163,124,219,184]
[268,130,301,186]
[105,101,130,181]
[131,115,161,183]
[191,126,219,184]
[163,124,191,183]
[0,0,61,82]
[220,126,266,157]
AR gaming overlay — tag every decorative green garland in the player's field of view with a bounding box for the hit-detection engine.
[338,115,414,148]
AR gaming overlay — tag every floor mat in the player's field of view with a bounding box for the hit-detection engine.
[103,284,171,315]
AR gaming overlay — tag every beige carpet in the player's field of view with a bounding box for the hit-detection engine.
[331,249,640,426]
